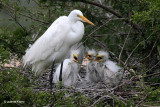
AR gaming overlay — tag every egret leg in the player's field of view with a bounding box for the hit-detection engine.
[59,61,63,81]
[50,61,54,90]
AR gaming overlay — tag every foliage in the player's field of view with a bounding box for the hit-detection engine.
[0,27,30,63]
[0,67,92,107]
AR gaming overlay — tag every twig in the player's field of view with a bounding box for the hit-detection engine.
[145,61,160,73]
[2,3,49,24]
[135,94,148,107]
[91,95,113,107]
[4,8,26,32]
[77,18,126,49]
[89,36,106,48]
[124,34,153,66]
[110,75,136,91]
[77,0,142,32]
[118,27,132,64]
[132,38,158,66]
[144,72,160,78]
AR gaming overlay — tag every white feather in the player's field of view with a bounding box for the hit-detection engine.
[95,51,123,86]
[23,10,94,76]
[53,50,81,87]
[105,60,121,73]
[86,49,105,83]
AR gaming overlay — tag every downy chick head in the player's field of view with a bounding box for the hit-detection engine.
[70,49,80,63]
[94,51,109,63]
[85,49,97,61]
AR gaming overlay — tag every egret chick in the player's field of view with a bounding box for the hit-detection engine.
[53,49,80,87]
[85,49,103,83]
[95,51,122,86]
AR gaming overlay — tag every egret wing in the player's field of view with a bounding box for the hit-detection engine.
[23,16,69,65]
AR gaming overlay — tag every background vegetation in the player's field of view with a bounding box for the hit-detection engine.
[0,0,160,106]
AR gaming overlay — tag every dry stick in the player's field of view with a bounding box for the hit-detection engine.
[93,33,136,37]
[77,19,112,49]
[89,36,106,48]
[117,27,132,87]
[78,0,142,32]
[2,3,49,24]
[77,18,126,49]
[91,95,113,107]
[144,72,160,78]
[135,94,148,107]
[118,27,132,64]
[109,51,125,65]
[132,38,158,66]
[145,61,160,73]
[110,75,136,91]
[124,34,153,66]
[4,9,26,32]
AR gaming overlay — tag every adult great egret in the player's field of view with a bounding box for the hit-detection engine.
[94,51,122,86]
[23,10,94,89]
[53,49,81,87]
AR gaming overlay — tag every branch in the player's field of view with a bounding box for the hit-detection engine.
[2,3,49,24]
[144,72,160,78]
[77,0,142,32]
[145,61,160,73]
[132,38,158,66]
[77,18,126,49]
[118,27,132,64]
[91,95,113,107]
[124,34,153,66]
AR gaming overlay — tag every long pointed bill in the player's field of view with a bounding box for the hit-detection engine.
[78,15,94,26]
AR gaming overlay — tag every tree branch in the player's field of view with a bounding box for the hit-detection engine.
[76,0,142,32]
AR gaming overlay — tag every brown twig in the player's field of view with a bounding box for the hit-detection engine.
[132,38,158,66]
[145,61,160,73]
[2,3,49,24]
[144,72,160,78]
[77,18,126,49]
[91,95,113,107]
[124,34,153,66]
[76,0,142,32]
[118,27,132,64]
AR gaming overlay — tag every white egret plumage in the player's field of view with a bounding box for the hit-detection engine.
[23,10,94,89]
[94,51,123,86]
[53,49,81,87]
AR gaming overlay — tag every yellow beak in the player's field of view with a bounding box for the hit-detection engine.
[78,15,94,26]
[93,55,103,61]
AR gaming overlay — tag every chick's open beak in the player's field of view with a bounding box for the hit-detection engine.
[73,54,78,62]
[78,15,94,26]
[94,55,103,61]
